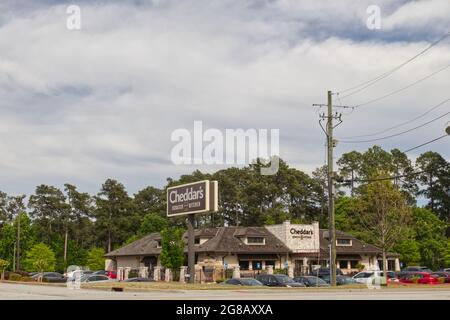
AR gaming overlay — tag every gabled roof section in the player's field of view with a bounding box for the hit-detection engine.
[104,233,161,257]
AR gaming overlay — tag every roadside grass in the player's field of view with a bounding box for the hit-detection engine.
[83,281,450,292]
[1,279,449,292]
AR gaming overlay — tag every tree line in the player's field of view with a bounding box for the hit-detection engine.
[0,146,449,272]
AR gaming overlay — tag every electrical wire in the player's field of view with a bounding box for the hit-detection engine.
[338,170,424,183]
[352,63,450,109]
[340,98,450,139]
[403,134,448,153]
[337,32,450,98]
[339,110,450,143]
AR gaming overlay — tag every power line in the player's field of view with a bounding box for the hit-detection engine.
[352,63,450,108]
[403,134,448,153]
[337,32,450,98]
[339,110,450,143]
[338,170,424,184]
[340,98,450,139]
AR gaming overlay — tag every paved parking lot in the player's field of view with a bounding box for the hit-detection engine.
[0,283,449,300]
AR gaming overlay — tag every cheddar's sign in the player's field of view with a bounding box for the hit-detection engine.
[167,180,218,217]
[290,227,313,240]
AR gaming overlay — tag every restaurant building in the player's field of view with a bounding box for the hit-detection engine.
[105,221,400,276]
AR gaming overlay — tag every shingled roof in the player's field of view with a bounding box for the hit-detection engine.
[194,227,290,254]
[105,226,398,258]
[105,233,162,257]
[319,229,399,257]
[105,226,290,257]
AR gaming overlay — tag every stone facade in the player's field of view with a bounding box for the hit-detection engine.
[266,221,320,254]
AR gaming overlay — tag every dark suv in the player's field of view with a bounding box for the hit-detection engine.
[312,267,343,279]
[256,274,305,287]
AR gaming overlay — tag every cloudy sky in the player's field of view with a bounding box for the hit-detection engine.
[0,0,449,196]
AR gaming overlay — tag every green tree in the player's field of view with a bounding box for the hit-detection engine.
[139,213,168,235]
[86,247,105,271]
[28,185,70,245]
[160,227,185,270]
[0,191,8,223]
[412,208,447,269]
[94,179,135,252]
[7,195,27,271]
[335,196,371,243]
[443,240,450,267]
[337,151,363,196]
[134,187,164,216]
[0,222,15,268]
[394,239,421,266]
[359,178,411,283]
[63,184,93,267]
[0,259,9,280]
[23,243,57,276]
[416,152,450,220]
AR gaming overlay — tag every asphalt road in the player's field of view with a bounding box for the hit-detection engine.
[1,283,450,300]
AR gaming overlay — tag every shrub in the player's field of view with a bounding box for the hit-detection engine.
[225,269,233,279]
[216,278,224,284]
[8,273,23,281]
[274,268,287,275]
[21,276,33,282]
[355,263,365,271]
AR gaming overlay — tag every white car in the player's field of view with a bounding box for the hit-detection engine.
[352,271,398,284]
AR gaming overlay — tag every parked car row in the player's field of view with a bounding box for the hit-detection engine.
[222,273,357,287]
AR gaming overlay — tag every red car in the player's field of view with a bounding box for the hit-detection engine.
[399,272,439,285]
[430,272,450,283]
[93,270,117,279]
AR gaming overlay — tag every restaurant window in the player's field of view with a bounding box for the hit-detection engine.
[247,237,265,245]
[336,239,352,246]
[388,260,395,271]
[339,260,349,269]
[239,261,249,270]
[252,261,263,270]
[265,260,275,267]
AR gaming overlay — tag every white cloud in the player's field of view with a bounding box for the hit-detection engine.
[0,0,449,195]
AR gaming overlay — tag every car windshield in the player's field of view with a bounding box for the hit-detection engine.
[306,277,327,284]
[240,279,260,285]
[275,275,295,283]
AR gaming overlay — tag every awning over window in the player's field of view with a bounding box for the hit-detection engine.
[336,255,362,260]
[237,254,280,261]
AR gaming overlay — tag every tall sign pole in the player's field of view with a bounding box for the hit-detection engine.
[167,180,218,284]
[187,214,196,283]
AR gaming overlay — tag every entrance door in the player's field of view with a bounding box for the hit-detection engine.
[141,256,157,271]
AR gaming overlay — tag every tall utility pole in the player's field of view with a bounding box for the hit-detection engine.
[326,91,337,287]
[313,91,346,287]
